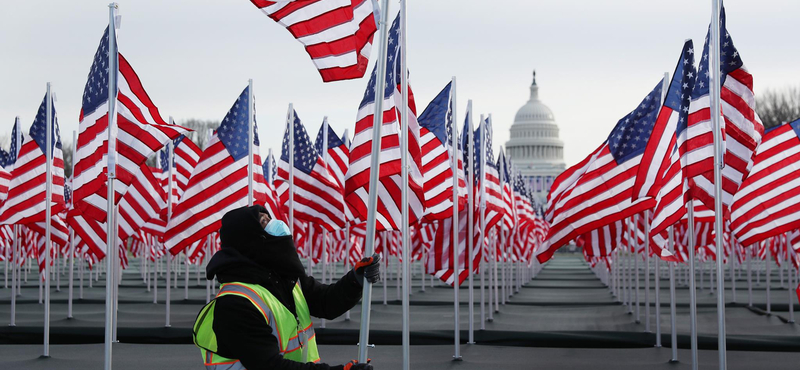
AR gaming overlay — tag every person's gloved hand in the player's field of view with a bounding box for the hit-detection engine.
[342,359,373,370]
[354,253,381,285]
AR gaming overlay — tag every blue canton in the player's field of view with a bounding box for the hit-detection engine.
[218,86,257,161]
[607,79,664,164]
[692,7,744,100]
[417,82,453,149]
[358,12,403,110]
[30,94,63,158]
[82,27,113,117]
[8,122,20,165]
[280,110,319,175]
[314,122,345,156]
[0,148,9,168]
[670,40,697,136]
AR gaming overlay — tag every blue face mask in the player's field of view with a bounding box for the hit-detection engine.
[264,219,291,237]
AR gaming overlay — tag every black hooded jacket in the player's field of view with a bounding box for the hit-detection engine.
[206,205,362,370]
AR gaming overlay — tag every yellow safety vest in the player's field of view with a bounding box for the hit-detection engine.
[193,281,320,370]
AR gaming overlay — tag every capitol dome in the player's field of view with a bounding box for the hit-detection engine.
[505,71,566,203]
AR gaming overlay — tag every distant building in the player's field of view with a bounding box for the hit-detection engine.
[505,71,566,206]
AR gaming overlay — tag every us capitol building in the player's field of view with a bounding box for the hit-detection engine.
[505,71,566,207]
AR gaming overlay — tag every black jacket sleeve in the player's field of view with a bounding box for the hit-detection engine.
[300,270,363,320]
[213,295,336,370]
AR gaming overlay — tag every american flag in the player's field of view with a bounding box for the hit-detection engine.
[73,26,188,222]
[160,135,203,205]
[0,167,10,205]
[423,212,482,286]
[344,12,424,231]
[417,81,467,221]
[262,150,285,222]
[0,93,65,225]
[0,147,10,169]
[474,116,507,232]
[118,165,167,242]
[633,40,696,202]
[576,219,624,258]
[250,0,379,82]
[497,148,516,231]
[539,79,664,263]
[276,111,346,231]
[680,7,763,218]
[67,209,107,261]
[730,119,800,246]
[164,85,268,254]
[315,121,349,190]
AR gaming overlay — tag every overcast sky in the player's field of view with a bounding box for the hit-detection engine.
[1,0,798,167]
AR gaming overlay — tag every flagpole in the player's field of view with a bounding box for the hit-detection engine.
[687,200,699,370]
[104,4,119,369]
[321,116,330,329]
[466,100,475,344]
[247,79,254,207]
[478,114,487,330]
[644,210,651,333]
[787,233,795,323]
[450,76,462,361]
[43,82,53,358]
[633,215,640,324]
[398,1,411,368]
[654,225,661,347]
[357,0,391,362]
[165,120,175,328]
[668,226,678,363]
[709,1,727,368]
[67,131,77,319]
[10,224,17,327]
[287,104,295,236]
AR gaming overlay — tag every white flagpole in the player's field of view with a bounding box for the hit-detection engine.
[478,114,486,330]
[708,0,727,368]
[668,226,678,363]
[766,247,771,314]
[10,224,18,327]
[68,131,77,319]
[450,76,462,361]
[321,116,330,329]
[467,101,475,344]
[43,82,53,357]
[655,229,661,347]
[104,4,119,369]
[644,210,651,333]
[287,105,295,235]
[184,252,190,300]
[165,120,175,328]
[247,80,254,207]
[399,2,410,368]
[633,215,640,324]
[358,0,391,362]
[788,233,795,323]
[687,200,699,370]
[747,245,752,306]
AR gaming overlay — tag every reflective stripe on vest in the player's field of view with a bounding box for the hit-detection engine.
[215,283,283,353]
[194,281,321,369]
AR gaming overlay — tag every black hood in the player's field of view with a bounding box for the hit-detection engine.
[207,205,306,280]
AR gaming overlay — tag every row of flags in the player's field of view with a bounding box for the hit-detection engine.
[544,6,800,270]
[0,8,548,283]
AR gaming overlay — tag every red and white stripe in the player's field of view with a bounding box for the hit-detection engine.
[731,120,800,246]
[117,165,166,241]
[251,0,378,82]
[74,41,188,222]
[165,134,268,254]
[0,133,65,225]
